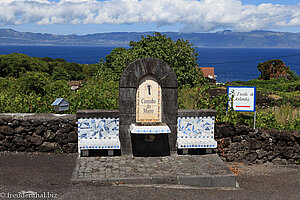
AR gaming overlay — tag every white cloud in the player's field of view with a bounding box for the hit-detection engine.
[0,0,299,32]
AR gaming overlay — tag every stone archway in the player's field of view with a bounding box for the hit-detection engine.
[119,58,178,155]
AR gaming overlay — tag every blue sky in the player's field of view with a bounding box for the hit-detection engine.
[0,0,299,35]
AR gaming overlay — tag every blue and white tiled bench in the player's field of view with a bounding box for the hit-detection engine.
[77,110,120,156]
[177,109,217,152]
[76,109,218,156]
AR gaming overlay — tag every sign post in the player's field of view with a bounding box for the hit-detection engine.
[227,86,257,128]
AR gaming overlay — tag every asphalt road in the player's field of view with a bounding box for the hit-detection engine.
[0,152,299,200]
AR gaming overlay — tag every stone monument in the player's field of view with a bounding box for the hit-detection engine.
[119,58,178,156]
[76,57,217,157]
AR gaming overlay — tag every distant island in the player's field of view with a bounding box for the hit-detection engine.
[0,29,299,48]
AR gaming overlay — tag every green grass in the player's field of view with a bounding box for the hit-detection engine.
[231,78,300,107]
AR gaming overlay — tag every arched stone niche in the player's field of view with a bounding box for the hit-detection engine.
[119,58,178,156]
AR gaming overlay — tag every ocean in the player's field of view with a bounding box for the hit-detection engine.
[0,45,299,83]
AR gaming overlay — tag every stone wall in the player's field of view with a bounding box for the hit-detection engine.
[215,123,300,165]
[0,113,77,153]
[0,113,299,165]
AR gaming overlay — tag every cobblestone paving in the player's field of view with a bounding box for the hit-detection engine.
[72,154,233,181]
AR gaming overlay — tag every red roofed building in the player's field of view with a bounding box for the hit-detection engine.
[198,67,215,79]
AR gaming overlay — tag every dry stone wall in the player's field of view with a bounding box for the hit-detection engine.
[215,123,300,165]
[0,113,299,165]
[0,113,77,153]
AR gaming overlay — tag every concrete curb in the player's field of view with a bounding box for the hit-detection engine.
[72,173,237,188]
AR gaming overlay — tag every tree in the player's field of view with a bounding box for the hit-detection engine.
[99,33,205,86]
[19,72,49,95]
[257,59,294,80]
[52,66,70,81]
[0,53,49,78]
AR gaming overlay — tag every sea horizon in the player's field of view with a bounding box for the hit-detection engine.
[0,45,299,83]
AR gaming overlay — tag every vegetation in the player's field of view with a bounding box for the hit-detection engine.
[257,59,295,80]
[0,33,299,131]
[0,53,85,80]
[98,32,205,86]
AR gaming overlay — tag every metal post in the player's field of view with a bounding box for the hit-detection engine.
[253,111,256,129]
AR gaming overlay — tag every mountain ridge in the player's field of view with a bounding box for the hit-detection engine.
[0,29,299,48]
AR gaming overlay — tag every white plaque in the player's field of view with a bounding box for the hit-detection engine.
[227,86,256,112]
[136,76,161,122]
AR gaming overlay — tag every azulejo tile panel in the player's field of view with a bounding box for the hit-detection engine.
[77,118,120,154]
[177,116,217,149]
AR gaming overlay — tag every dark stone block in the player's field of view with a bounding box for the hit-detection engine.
[60,123,74,133]
[223,137,231,146]
[230,143,242,153]
[162,113,177,125]
[44,130,56,140]
[236,125,250,135]
[249,138,262,150]
[6,136,13,142]
[120,137,133,155]
[62,143,77,153]
[15,126,26,134]
[168,124,178,135]
[39,142,55,152]
[11,120,20,128]
[168,124,177,152]
[152,61,172,79]
[0,145,7,151]
[12,136,24,146]
[21,120,31,127]
[0,139,11,149]
[119,88,136,101]
[76,109,119,119]
[277,140,286,147]
[267,148,280,160]
[162,88,178,101]
[0,119,7,126]
[280,147,294,159]
[30,135,43,146]
[68,131,77,143]
[178,109,217,117]
[215,123,235,138]
[272,157,287,165]
[32,120,43,127]
[0,126,14,135]
[256,149,267,159]
[55,133,68,145]
[245,152,258,163]
[35,125,45,135]
[48,120,59,132]
[131,59,147,78]
[232,136,242,142]
[162,100,178,114]
[119,114,136,125]
[142,58,157,74]
[119,100,136,114]
[161,71,178,88]
[119,125,131,139]
[119,72,138,88]
[168,133,177,152]
[17,146,26,151]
